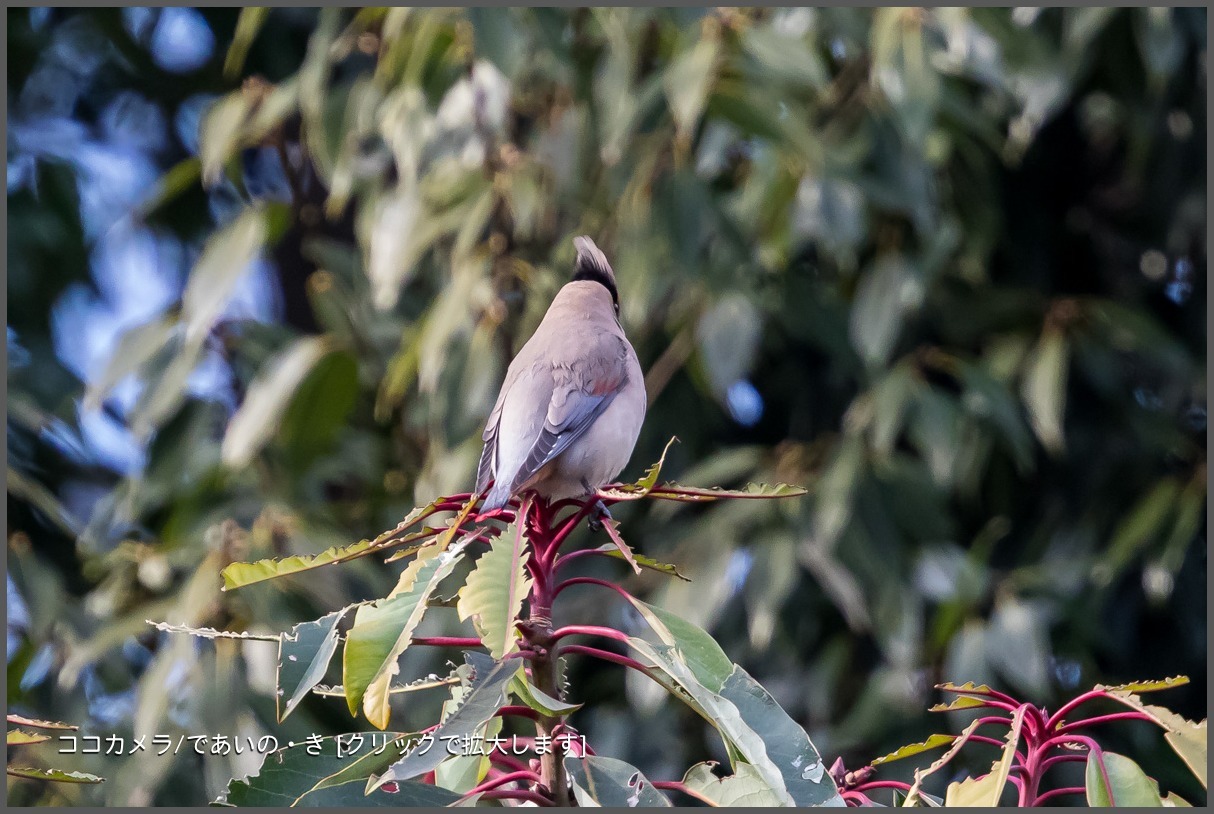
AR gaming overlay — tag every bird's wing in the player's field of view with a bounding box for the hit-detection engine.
[475,373,513,495]
[505,333,631,495]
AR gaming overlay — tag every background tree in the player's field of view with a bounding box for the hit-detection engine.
[6,6,1206,806]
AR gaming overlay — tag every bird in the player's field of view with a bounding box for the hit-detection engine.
[475,236,646,518]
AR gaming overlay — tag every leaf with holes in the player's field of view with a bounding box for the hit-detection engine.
[944,706,1026,806]
[278,607,354,722]
[683,761,783,806]
[1105,691,1206,788]
[587,544,690,580]
[7,767,104,784]
[565,754,672,807]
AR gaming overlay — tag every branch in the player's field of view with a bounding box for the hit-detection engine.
[557,644,649,673]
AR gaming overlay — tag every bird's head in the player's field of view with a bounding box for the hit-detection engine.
[571,236,620,315]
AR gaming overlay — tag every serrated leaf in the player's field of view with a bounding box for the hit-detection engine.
[944,706,1025,806]
[928,695,990,713]
[903,718,985,806]
[1105,691,1207,788]
[683,761,784,807]
[935,681,1005,698]
[181,206,267,345]
[640,482,809,502]
[587,544,690,581]
[221,498,453,589]
[565,754,673,807]
[871,734,957,766]
[7,767,104,784]
[6,715,78,731]
[278,607,352,722]
[601,518,642,575]
[7,730,52,745]
[456,518,531,659]
[1086,750,1165,806]
[368,652,516,791]
[1097,676,1190,694]
[145,621,281,641]
[510,668,582,717]
[344,532,475,727]
[596,437,678,501]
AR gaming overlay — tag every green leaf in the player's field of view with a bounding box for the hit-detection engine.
[7,767,104,784]
[222,337,336,469]
[664,37,720,140]
[639,482,809,503]
[850,253,921,367]
[870,734,957,766]
[1097,676,1190,694]
[344,535,473,728]
[587,544,690,581]
[221,497,453,589]
[277,349,360,468]
[682,761,784,806]
[565,754,673,807]
[510,669,582,717]
[83,317,176,413]
[181,206,268,345]
[278,607,351,722]
[630,639,842,807]
[367,652,516,791]
[224,7,270,80]
[456,519,532,659]
[7,730,51,745]
[596,436,678,501]
[217,733,457,806]
[199,91,253,187]
[1105,691,1207,788]
[624,596,733,690]
[5,715,77,731]
[601,518,642,575]
[944,706,1025,805]
[1020,328,1069,454]
[935,681,1006,698]
[1095,479,1182,585]
[928,696,990,713]
[1086,751,1164,807]
[903,718,985,806]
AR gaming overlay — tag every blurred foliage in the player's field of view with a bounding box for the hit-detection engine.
[6,6,1206,806]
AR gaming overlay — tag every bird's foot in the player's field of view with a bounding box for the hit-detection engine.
[587,499,613,532]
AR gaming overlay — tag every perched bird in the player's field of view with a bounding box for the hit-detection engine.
[476,236,646,515]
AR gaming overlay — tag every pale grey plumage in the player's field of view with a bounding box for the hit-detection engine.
[476,237,645,510]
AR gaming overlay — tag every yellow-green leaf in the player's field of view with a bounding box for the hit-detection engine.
[1105,691,1206,788]
[456,518,532,659]
[596,436,678,501]
[7,730,51,746]
[871,734,956,766]
[944,706,1025,806]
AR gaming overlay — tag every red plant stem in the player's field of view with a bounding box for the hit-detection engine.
[553,576,635,601]
[495,705,540,721]
[1039,753,1088,775]
[1034,786,1087,804]
[1055,711,1153,735]
[1046,689,1112,730]
[477,788,553,806]
[553,548,610,571]
[557,644,649,673]
[487,751,531,773]
[550,625,630,643]
[1038,732,1103,754]
[409,636,484,648]
[854,780,914,792]
[464,770,543,798]
[841,790,874,807]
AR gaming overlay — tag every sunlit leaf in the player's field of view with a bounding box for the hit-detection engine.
[596,436,678,501]
[181,206,268,345]
[199,91,253,187]
[510,668,582,717]
[5,715,78,731]
[664,37,720,141]
[943,706,1025,806]
[1086,750,1165,807]
[903,718,985,806]
[344,534,475,728]
[7,767,104,784]
[456,518,532,659]
[586,544,690,581]
[7,730,52,745]
[224,7,270,80]
[146,621,280,641]
[871,734,957,766]
[1105,691,1207,788]
[1097,676,1190,694]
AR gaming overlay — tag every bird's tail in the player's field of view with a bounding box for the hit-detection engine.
[479,481,513,513]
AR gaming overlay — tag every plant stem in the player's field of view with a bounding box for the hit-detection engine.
[409,636,484,648]
[1055,711,1152,734]
[550,624,631,643]
[557,644,650,672]
[478,788,554,806]
[1033,786,1086,804]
